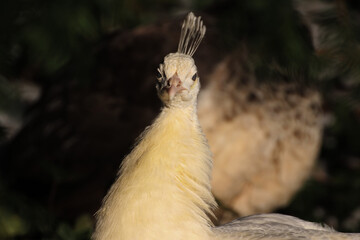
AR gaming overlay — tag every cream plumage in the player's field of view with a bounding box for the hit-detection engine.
[92,12,359,240]
[199,52,323,219]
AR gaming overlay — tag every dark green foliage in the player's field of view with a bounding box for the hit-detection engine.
[212,0,313,69]
[0,0,359,238]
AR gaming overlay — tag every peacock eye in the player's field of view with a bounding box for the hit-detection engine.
[156,71,162,79]
[192,73,197,81]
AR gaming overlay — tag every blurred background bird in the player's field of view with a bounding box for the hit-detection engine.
[199,52,323,221]
[0,0,359,239]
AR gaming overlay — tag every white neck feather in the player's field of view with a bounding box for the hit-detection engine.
[92,104,217,240]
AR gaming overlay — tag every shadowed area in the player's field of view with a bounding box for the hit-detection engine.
[0,0,359,239]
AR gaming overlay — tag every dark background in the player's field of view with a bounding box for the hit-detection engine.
[0,0,359,239]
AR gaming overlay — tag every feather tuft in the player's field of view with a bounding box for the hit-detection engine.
[177,12,206,56]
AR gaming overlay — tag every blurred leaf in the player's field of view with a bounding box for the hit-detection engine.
[0,75,22,114]
[0,207,29,237]
[74,214,93,234]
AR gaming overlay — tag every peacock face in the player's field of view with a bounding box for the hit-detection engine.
[156,53,200,106]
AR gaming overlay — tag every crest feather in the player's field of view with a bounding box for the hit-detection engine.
[177,12,206,56]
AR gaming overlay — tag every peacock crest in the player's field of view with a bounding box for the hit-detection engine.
[177,12,206,56]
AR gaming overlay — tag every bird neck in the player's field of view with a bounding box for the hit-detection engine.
[93,104,217,240]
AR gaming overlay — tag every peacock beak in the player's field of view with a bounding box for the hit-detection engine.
[167,73,186,100]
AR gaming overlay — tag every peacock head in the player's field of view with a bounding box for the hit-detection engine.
[156,12,206,107]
